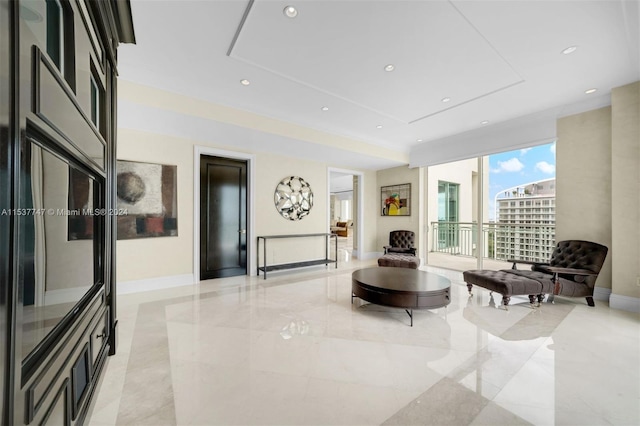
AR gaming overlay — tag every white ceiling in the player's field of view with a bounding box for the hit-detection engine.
[118,0,640,170]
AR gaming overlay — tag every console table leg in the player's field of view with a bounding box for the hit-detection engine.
[263,239,267,280]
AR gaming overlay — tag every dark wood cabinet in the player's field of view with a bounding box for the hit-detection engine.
[0,1,134,424]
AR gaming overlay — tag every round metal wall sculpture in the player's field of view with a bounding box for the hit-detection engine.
[274,176,314,220]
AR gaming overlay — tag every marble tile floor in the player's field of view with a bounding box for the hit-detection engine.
[88,258,640,425]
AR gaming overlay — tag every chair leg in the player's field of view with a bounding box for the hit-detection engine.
[586,296,595,307]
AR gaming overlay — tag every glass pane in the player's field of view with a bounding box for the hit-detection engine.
[20,142,98,358]
[447,183,459,221]
[437,182,446,221]
[489,142,557,263]
[46,0,62,71]
[90,76,98,127]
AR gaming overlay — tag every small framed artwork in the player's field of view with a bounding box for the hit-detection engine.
[381,183,411,216]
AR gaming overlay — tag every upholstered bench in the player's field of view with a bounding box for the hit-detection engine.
[463,269,554,309]
[377,254,420,269]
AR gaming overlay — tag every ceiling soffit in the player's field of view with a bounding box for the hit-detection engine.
[229,0,524,124]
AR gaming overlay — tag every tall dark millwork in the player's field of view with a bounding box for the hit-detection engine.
[1,1,134,424]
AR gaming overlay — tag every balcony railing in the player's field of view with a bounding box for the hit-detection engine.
[431,221,556,263]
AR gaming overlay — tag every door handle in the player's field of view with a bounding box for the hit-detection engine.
[239,229,246,234]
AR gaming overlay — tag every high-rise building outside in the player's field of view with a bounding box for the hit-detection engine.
[494,178,556,262]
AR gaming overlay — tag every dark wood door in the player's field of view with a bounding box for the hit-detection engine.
[200,156,247,279]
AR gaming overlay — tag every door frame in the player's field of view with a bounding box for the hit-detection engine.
[193,146,255,279]
[327,167,364,259]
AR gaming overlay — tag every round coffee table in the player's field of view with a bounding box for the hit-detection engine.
[351,267,451,326]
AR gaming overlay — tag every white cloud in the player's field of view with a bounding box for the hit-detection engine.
[520,148,532,156]
[535,161,555,174]
[496,157,525,173]
[550,143,556,155]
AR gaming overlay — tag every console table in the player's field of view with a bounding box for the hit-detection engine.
[257,233,338,279]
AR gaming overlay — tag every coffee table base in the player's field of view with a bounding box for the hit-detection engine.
[351,293,448,327]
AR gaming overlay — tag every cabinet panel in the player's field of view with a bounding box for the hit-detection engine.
[34,48,105,169]
[39,379,70,426]
[25,291,105,424]
[90,311,108,368]
[4,0,134,424]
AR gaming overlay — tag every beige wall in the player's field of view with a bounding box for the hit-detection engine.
[360,169,379,257]
[117,129,195,282]
[254,152,329,266]
[116,82,399,283]
[611,82,640,299]
[557,82,640,302]
[116,128,381,282]
[117,129,330,281]
[376,166,421,255]
[556,107,613,289]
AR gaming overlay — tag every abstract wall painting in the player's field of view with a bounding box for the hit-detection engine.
[116,160,177,239]
[381,183,411,216]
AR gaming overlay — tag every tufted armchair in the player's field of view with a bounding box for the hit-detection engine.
[510,240,608,306]
[384,230,416,256]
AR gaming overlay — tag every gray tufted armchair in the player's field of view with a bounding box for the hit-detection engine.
[510,240,608,306]
[383,230,416,256]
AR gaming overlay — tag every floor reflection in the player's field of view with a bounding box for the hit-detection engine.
[88,259,640,426]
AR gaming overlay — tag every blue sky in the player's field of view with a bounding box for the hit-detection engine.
[488,141,556,220]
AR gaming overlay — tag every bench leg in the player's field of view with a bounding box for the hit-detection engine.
[466,283,473,296]
[537,294,545,306]
[501,295,510,310]
[528,295,537,308]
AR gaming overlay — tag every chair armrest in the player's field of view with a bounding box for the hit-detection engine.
[384,247,417,256]
[538,266,599,295]
[536,266,598,276]
[507,259,549,270]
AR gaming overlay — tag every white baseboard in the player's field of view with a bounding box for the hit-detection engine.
[609,293,640,313]
[117,274,196,295]
[593,286,611,301]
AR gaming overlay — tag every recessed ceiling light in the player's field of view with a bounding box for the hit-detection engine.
[283,6,298,18]
[585,88,598,94]
[384,64,395,72]
[240,79,250,86]
[562,46,578,55]
[416,139,423,142]
[376,125,383,129]
[481,120,489,125]
[321,106,329,111]
[441,97,451,103]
